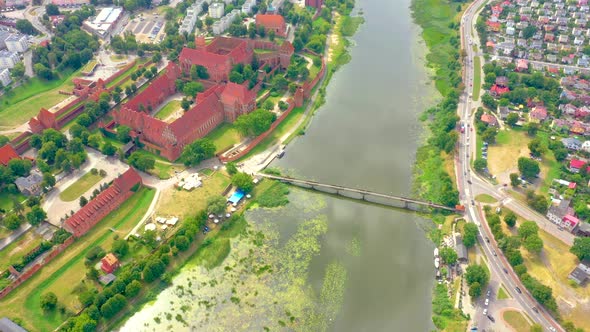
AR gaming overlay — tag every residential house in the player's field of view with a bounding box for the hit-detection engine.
[568,259,590,285]
[574,222,590,236]
[562,214,580,231]
[529,105,548,122]
[562,137,582,150]
[481,113,499,126]
[569,159,587,173]
[582,140,590,152]
[455,234,468,263]
[15,169,43,196]
[0,67,11,87]
[516,58,529,71]
[547,198,573,223]
[101,253,120,273]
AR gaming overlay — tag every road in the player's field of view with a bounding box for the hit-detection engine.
[457,1,564,331]
[493,55,590,73]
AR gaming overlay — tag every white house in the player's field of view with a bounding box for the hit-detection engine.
[5,34,28,53]
[0,68,11,87]
[209,2,225,19]
[0,51,20,69]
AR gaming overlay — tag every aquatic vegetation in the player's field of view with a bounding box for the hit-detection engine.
[346,237,362,257]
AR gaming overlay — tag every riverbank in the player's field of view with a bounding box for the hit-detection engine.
[411,0,468,329]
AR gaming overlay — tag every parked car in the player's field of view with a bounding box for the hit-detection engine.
[503,268,508,274]
[483,308,488,315]
[515,287,522,294]
[532,307,539,313]
[485,237,490,243]
[485,298,489,306]
[487,315,495,322]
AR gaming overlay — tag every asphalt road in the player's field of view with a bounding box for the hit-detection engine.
[457,1,564,331]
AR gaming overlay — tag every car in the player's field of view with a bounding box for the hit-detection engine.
[485,237,490,243]
[486,289,491,297]
[471,200,475,206]
[503,268,508,274]
[549,327,557,332]
[485,298,489,306]
[492,251,497,256]
[482,308,487,315]
[532,307,539,313]
[487,315,495,322]
[515,287,522,294]
[468,180,472,184]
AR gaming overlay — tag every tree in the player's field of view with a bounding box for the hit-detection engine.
[263,100,274,111]
[11,62,25,80]
[463,223,478,248]
[570,237,590,260]
[40,292,58,311]
[45,4,60,15]
[504,211,517,227]
[528,138,546,158]
[182,81,204,97]
[87,134,102,149]
[102,142,117,156]
[474,158,487,172]
[116,125,132,143]
[271,75,289,91]
[234,109,276,136]
[481,127,498,143]
[207,195,227,215]
[468,281,482,298]
[518,157,540,179]
[226,162,238,175]
[26,206,47,226]
[100,294,126,318]
[16,19,38,35]
[465,264,489,287]
[12,198,24,215]
[181,139,216,167]
[8,159,32,177]
[439,247,458,264]
[112,239,129,257]
[181,98,191,111]
[79,196,88,207]
[524,234,543,253]
[125,280,142,298]
[175,235,190,251]
[526,122,539,136]
[128,152,155,172]
[4,214,21,230]
[143,258,166,282]
[530,324,543,332]
[518,221,539,240]
[231,172,254,193]
[506,113,519,127]
[510,173,520,187]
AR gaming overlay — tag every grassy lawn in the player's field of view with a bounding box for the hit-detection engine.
[521,228,590,330]
[497,285,510,299]
[59,172,105,202]
[106,60,145,89]
[237,106,305,162]
[472,56,481,101]
[0,187,155,332]
[206,123,242,153]
[475,194,497,203]
[156,171,230,219]
[110,54,127,62]
[154,99,181,120]
[0,192,26,212]
[0,231,44,273]
[502,310,531,332]
[126,149,183,180]
[535,131,562,194]
[0,70,78,130]
[81,60,97,73]
[442,151,457,190]
[487,129,531,179]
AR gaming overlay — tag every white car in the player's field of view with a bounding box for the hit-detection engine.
[485,298,489,306]
[483,308,488,315]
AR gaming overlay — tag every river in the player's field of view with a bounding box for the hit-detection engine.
[119,0,439,330]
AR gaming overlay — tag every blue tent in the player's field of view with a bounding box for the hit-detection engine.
[228,190,245,205]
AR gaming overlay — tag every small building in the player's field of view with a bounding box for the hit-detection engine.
[0,317,27,332]
[481,113,498,126]
[516,58,529,71]
[547,198,572,223]
[573,221,590,237]
[562,137,582,150]
[255,14,288,37]
[208,2,225,19]
[562,214,580,231]
[568,259,590,285]
[99,273,117,285]
[15,170,43,196]
[569,159,586,173]
[0,50,20,69]
[454,234,468,263]
[101,253,120,273]
[83,7,124,38]
[529,106,548,122]
[0,144,19,166]
[305,0,323,8]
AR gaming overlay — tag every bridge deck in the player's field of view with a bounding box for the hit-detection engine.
[257,174,458,212]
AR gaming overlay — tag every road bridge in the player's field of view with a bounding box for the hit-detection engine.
[257,173,461,213]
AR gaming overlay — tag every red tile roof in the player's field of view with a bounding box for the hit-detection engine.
[220,82,256,106]
[530,106,548,120]
[481,114,498,125]
[570,159,585,169]
[569,182,577,189]
[563,214,580,227]
[0,144,19,166]
[255,14,286,30]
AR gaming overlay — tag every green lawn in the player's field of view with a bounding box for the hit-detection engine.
[207,123,242,153]
[0,231,44,273]
[59,172,105,202]
[0,187,155,332]
[472,56,481,101]
[154,99,181,120]
[503,310,531,332]
[0,192,26,212]
[0,70,78,130]
[497,285,510,299]
[475,194,497,203]
[81,60,97,73]
[106,60,146,88]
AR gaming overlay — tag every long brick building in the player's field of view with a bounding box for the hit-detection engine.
[112,36,294,161]
[64,168,142,237]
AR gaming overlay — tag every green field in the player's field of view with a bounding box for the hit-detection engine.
[0,70,78,130]
[59,172,105,202]
[106,60,145,89]
[0,192,26,212]
[503,310,531,332]
[497,285,510,299]
[207,123,242,153]
[81,60,97,73]
[154,99,181,120]
[0,187,155,332]
[0,231,44,273]
[475,194,497,203]
[473,56,481,101]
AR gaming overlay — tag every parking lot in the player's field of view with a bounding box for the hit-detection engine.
[121,13,166,44]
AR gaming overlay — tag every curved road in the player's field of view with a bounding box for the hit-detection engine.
[457,1,564,331]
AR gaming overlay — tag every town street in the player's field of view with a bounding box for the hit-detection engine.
[457,0,565,331]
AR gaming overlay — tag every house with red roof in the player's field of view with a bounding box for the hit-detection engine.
[255,14,287,38]
[64,168,142,237]
[305,0,323,8]
[570,159,586,173]
[0,144,20,166]
[481,113,499,126]
[562,215,580,231]
[516,59,529,72]
[486,21,501,31]
[101,253,120,273]
[529,106,548,123]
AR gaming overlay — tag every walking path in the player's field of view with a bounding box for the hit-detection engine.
[0,223,31,251]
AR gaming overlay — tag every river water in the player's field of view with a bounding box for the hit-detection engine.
[120,0,438,330]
